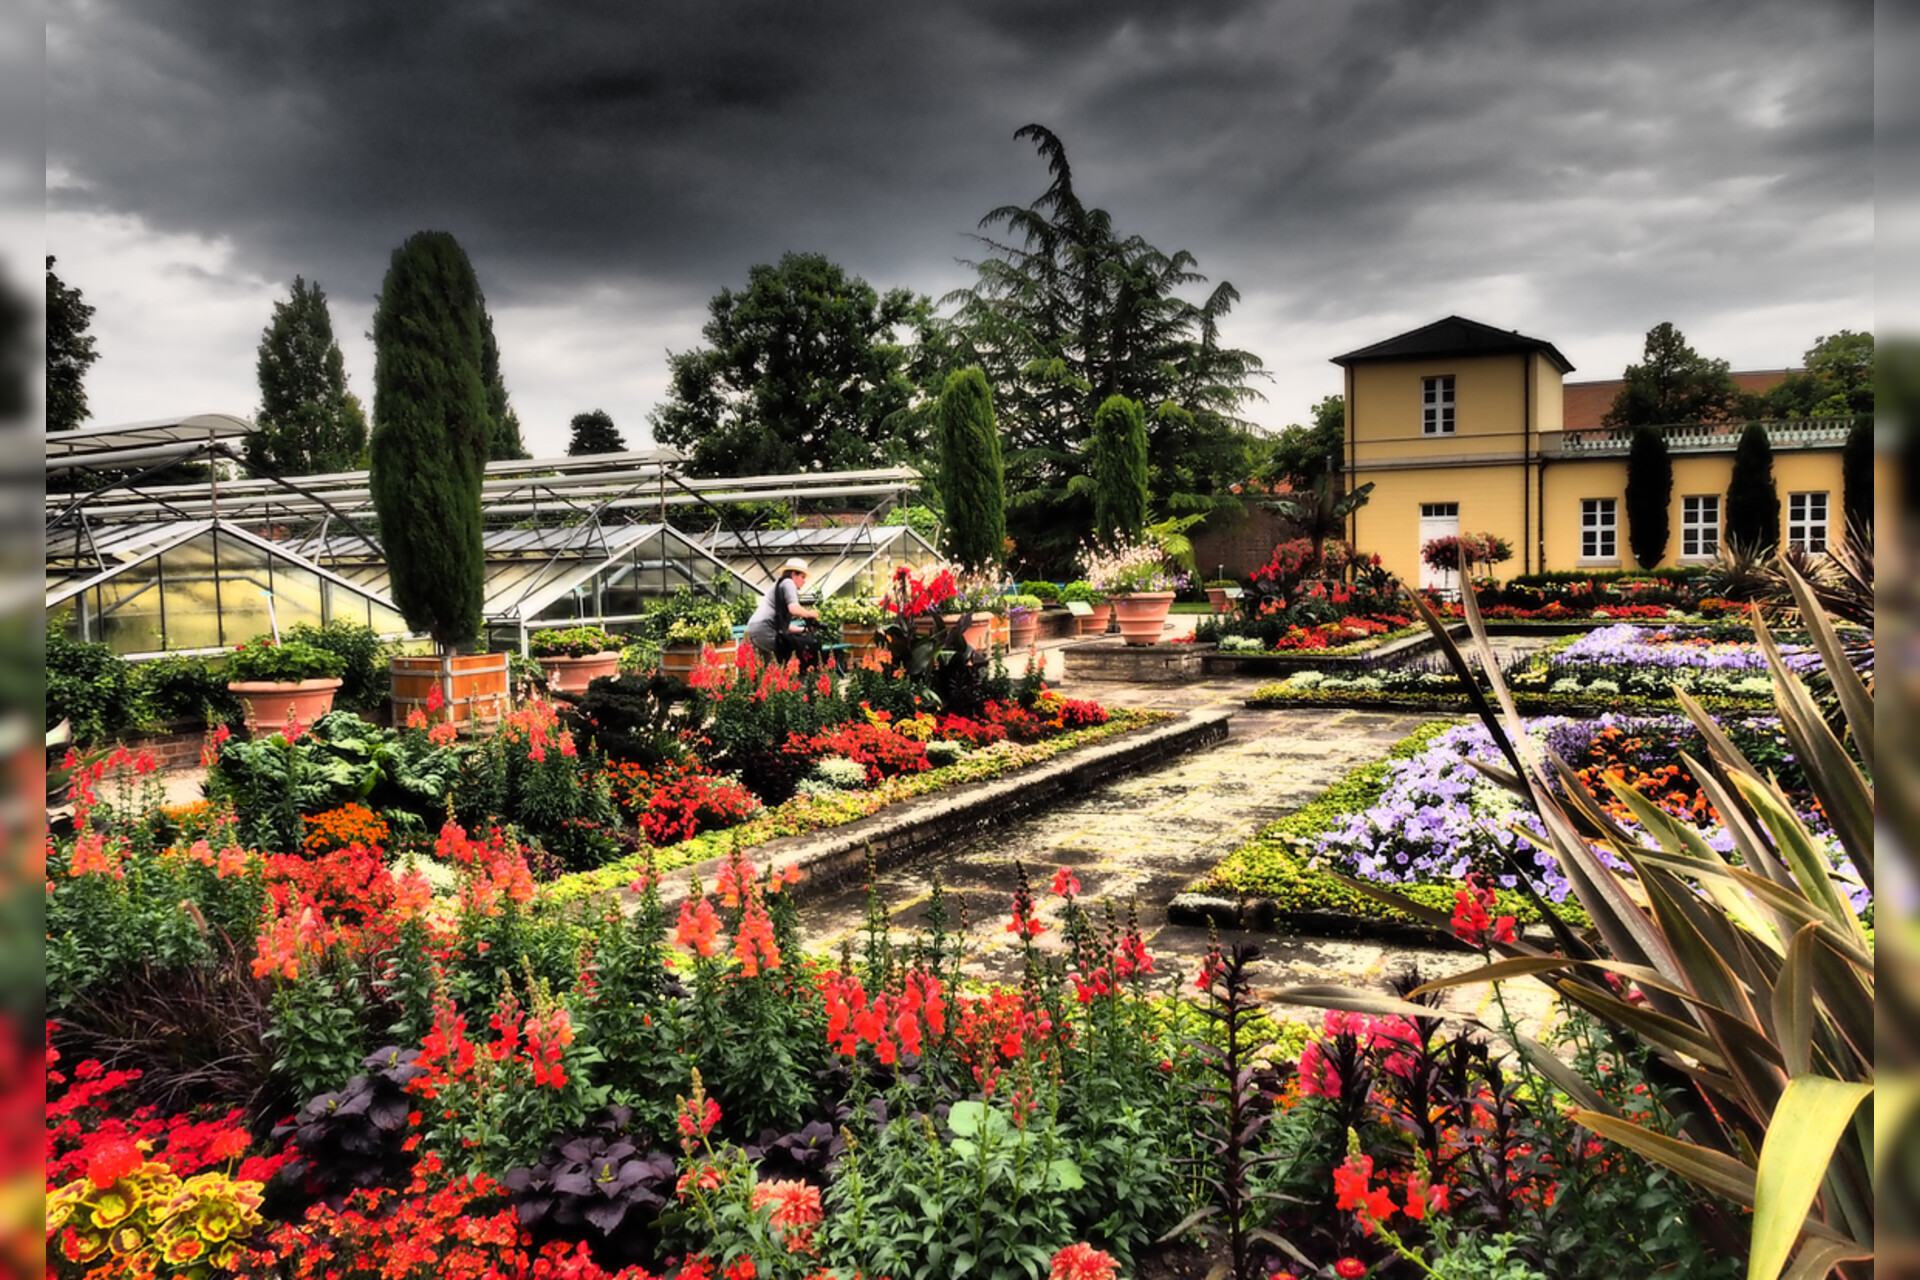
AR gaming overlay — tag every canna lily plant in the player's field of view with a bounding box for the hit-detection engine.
[1277,558,1876,1280]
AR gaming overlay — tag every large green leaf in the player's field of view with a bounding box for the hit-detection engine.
[1748,1076,1873,1280]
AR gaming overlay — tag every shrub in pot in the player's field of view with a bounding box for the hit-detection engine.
[224,637,349,734]
[530,625,624,694]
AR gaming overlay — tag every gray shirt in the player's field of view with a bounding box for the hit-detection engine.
[745,578,801,652]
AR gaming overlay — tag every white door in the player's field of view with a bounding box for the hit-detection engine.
[1418,503,1460,593]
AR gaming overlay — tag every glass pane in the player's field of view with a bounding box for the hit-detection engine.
[209,537,276,644]
[269,561,327,631]
[96,569,165,653]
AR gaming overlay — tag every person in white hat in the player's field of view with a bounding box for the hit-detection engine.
[745,556,822,664]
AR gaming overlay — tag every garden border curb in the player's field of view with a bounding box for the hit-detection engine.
[650,709,1234,907]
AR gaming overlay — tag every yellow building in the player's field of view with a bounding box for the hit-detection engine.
[1332,316,1850,589]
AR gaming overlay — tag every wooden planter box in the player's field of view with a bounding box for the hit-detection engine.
[391,653,510,725]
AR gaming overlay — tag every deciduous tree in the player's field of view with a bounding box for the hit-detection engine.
[46,256,97,434]
[567,409,626,456]
[1603,322,1736,428]
[1763,330,1875,419]
[935,368,1006,568]
[250,276,366,475]
[368,231,492,650]
[649,252,926,476]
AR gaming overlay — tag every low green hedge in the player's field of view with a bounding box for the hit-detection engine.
[1195,718,1589,931]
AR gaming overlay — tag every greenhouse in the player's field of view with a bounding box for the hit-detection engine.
[46,415,928,656]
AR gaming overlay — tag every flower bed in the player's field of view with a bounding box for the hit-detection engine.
[1194,712,1866,929]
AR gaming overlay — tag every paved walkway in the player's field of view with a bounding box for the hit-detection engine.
[796,631,1559,1034]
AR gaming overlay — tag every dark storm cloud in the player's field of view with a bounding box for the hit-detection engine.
[48,0,1871,432]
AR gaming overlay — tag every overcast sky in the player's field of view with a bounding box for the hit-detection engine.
[46,0,1873,456]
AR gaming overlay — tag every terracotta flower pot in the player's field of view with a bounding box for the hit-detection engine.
[959,611,993,650]
[540,650,621,694]
[1112,591,1176,646]
[1206,587,1233,614]
[1076,604,1112,637]
[990,614,1011,650]
[1008,616,1039,649]
[390,653,510,726]
[228,677,343,737]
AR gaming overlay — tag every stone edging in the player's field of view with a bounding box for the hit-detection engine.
[640,709,1234,910]
[1167,889,1560,948]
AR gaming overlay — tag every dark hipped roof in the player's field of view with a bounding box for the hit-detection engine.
[1332,315,1574,374]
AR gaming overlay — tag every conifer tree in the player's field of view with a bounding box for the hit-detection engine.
[935,368,1005,568]
[1724,422,1781,550]
[369,231,492,650]
[1624,425,1672,568]
[480,307,529,459]
[567,410,627,456]
[46,256,97,434]
[250,276,365,475]
[1841,418,1873,531]
[1089,394,1148,543]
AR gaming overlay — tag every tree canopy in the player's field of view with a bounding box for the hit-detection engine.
[1761,330,1874,419]
[940,125,1267,569]
[649,252,927,477]
[368,231,493,650]
[567,409,627,456]
[479,309,529,460]
[1264,394,1345,489]
[249,276,367,476]
[1602,322,1736,428]
[46,256,97,434]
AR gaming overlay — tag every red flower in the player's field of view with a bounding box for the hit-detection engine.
[1050,867,1081,898]
[1335,1260,1368,1279]
[1049,1242,1119,1280]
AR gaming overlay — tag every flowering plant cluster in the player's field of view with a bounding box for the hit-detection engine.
[302,803,392,855]
[882,564,959,617]
[225,637,348,684]
[1078,536,1185,594]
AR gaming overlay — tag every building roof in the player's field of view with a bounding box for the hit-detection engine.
[1332,316,1574,374]
[1561,370,1795,434]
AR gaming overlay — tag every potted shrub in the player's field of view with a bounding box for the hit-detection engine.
[820,597,886,664]
[661,615,736,679]
[1204,579,1237,614]
[224,637,347,736]
[368,231,509,728]
[1059,580,1110,637]
[1084,537,1187,646]
[529,625,622,693]
[1005,594,1045,649]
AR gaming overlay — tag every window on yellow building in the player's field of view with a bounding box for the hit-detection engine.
[1681,495,1720,559]
[1581,498,1617,561]
[1421,376,1455,435]
[1787,491,1829,552]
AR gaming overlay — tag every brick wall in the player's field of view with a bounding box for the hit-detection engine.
[1190,508,1304,581]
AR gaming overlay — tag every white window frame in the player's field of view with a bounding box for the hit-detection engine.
[1787,491,1829,553]
[1419,502,1459,519]
[1421,375,1456,435]
[1681,494,1720,559]
[1581,498,1618,562]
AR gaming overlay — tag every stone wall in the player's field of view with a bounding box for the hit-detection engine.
[1189,507,1301,580]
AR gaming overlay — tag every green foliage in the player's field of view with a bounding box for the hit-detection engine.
[1841,417,1872,529]
[46,255,97,433]
[1602,321,1736,427]
[650,251,928,476]
[46,626,134,741]
[1264,394,1346,489]
[528,625,622,658]
[250,276,366,476]
[128,653,241,729]
[1725,422,1781,550]
[1624,425,1672,568]
[480,306,529,460]
[942,125,1266,572]
[369,230,493,649]
[937,367,1007,568]
[285,621,395,712]
[1018,580,1060,602]
[1089,394,1149,543]
[1761,330,1875,419]
[225,639,347,684]
[881,504,942,541]
[566,408,626,456]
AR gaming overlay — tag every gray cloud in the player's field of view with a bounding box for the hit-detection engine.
[47,0,1872,446]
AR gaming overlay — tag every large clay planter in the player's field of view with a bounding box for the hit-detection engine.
[391,653,510,726]
[228,678,343,737]
[1206,587,1233,614]
[1075,604,1112,637]
[539,650,620,694]
[989,614,1011,650]
[1112,591,1176,646]
[944,611,993,651]
[1008,614,1039,650]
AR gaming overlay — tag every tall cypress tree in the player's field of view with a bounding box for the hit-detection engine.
[369,232,492,650]
[1624,425,1672,568]
[1724,422,1781,551]
[480,307,529,460]
[1090,394,1148,543]
[936,368,1006,568]
[1841,418,1873,531]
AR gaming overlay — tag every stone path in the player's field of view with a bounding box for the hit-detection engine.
[794,644,1559,1034]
